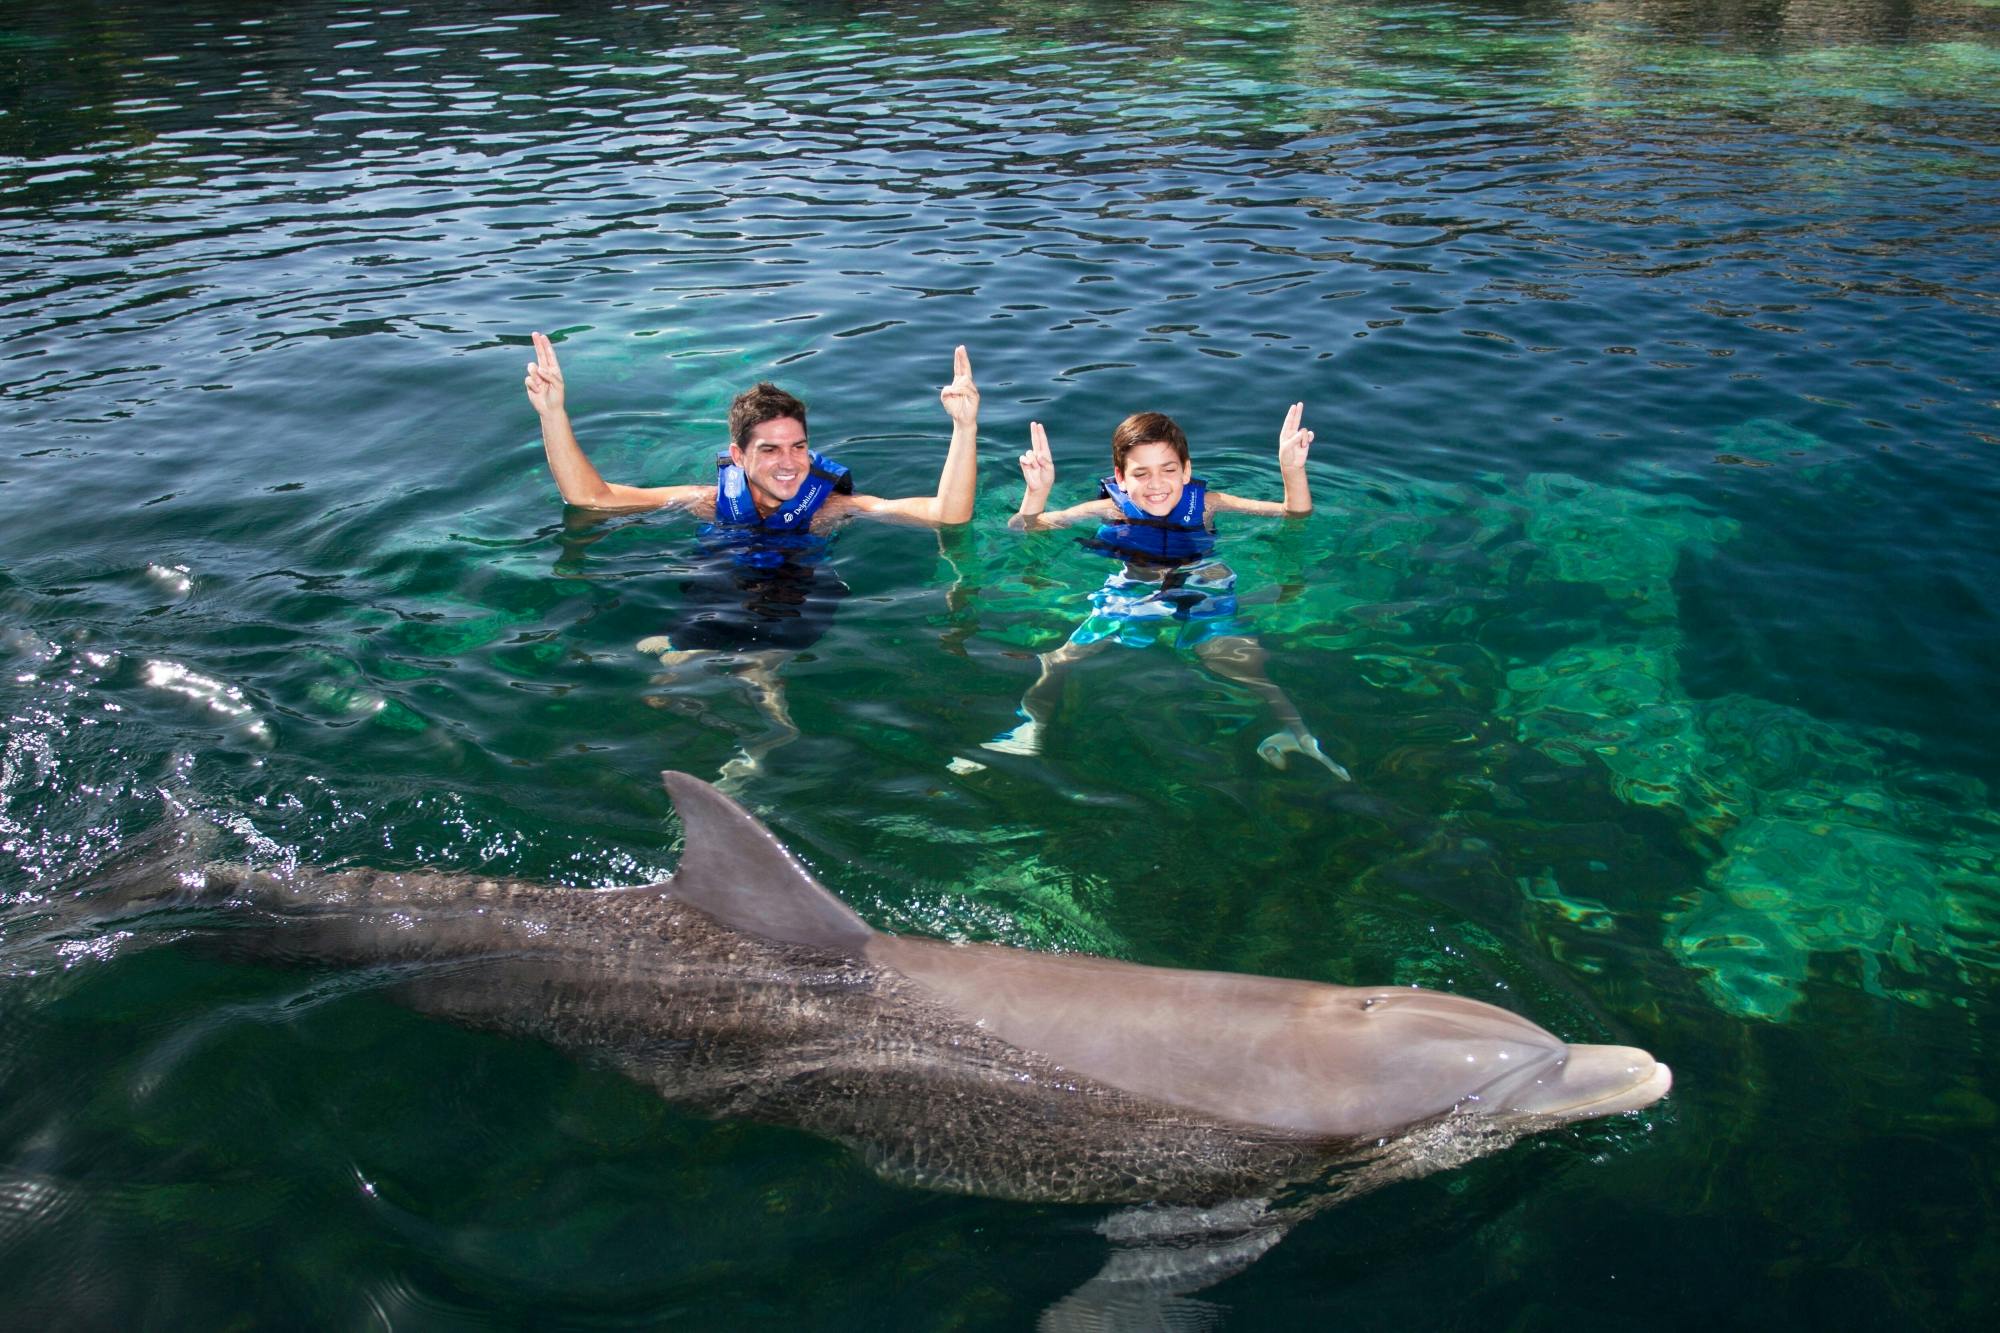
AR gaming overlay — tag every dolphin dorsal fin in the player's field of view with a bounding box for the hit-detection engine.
[659,772,874,954]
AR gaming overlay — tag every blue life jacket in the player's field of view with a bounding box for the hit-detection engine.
[1086,476,1213,566]
[692,523,832,571]
[712,450,852,530]
[704,451,853,569]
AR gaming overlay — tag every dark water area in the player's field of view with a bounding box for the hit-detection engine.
[2,0,1997,1327]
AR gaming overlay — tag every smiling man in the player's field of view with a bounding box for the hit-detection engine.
[524,332,979,781]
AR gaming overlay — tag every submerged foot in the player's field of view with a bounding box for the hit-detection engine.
[1257,730,1351,781]
[716,748,761,792]
[980,714,1043,758]
[637,638,711,671]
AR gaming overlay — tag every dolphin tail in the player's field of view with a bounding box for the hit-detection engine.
[659,771,875,954]
[20,807,214,923]
[0,808,217,971]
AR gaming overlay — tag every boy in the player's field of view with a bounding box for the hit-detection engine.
[971,404,1347,778]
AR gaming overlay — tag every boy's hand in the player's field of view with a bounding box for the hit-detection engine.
[1277,401,1313,471]
[940,345,979,427]
[525,332,566,417]
[1020,422,1056,502]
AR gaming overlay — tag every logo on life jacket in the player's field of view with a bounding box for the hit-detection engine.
[1087,476,1214,566]
[712,451,854,530]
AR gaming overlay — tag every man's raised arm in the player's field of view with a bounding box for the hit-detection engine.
[842,345,981,527]
[524,332,706,513]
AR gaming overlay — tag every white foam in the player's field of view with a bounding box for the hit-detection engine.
[140,660,273,746]
[0,628,58,667]
[56,930,134,970]
[145,563,193,599]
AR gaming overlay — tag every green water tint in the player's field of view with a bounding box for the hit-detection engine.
[1548,31,2000,116]
[1437,472,1995,1020]
[1509,645,2000,1019]
[1678,418,1858,486]
[299,651,428,733]
[861,3,2000,135]
[971,455,1999,1022]
[863,814,1129,957]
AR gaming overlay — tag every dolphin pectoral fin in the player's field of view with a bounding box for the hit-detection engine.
[1039,1285,1226,1333]
[1039,1199,1293,1332]
[659,771,875,954]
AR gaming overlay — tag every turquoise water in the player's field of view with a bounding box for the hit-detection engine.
[3,0,1998,1325]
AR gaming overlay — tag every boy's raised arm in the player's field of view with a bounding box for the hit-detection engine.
[1009,422,1105,530]
[1012,421,1056,527]
[1210,401,1315,518]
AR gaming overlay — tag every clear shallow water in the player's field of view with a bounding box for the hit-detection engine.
[2,0,1997,1326]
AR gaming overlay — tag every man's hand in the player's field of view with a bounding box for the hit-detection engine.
[1020,422,1055,506]
[525,332,566,417]
[940,344,979,427]
[1277,401,1313,472]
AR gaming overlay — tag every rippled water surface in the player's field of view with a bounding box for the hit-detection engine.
[4,0,1998,1326]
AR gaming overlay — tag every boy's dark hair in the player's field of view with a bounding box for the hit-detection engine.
[1110,411,1189,474]
[728,382,809,449]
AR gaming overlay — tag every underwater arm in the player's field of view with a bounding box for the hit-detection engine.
[525,332,703,513]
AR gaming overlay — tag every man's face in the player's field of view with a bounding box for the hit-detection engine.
[730,417,811,511]
[1114,441,1188,517]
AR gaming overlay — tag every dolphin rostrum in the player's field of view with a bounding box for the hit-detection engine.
[50,772,1670,1320]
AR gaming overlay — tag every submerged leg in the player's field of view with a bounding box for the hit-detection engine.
[982,636,1111,758]
[638,642,800,786]
[1192,635,1350,779]
[719,650,801,786]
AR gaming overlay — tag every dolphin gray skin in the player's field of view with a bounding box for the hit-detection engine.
[52,772,1669,1323]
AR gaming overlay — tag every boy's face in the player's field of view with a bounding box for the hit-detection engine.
[1114,441,1188,517]
[730,416,811,510]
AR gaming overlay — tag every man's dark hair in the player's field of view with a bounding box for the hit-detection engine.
[1111,411,1189,474]
[728,382,808,449]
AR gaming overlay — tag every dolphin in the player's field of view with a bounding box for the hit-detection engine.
[40,772,1669,1322]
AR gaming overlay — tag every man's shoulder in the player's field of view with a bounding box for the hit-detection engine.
[805,490,870,528]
